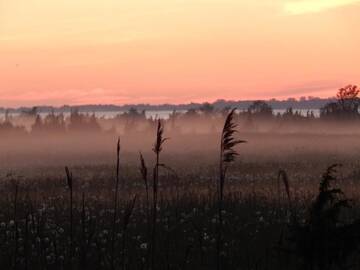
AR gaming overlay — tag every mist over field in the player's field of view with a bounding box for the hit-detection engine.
[1,108,360,169]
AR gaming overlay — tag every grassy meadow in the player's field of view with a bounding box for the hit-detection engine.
[0,108,360,269]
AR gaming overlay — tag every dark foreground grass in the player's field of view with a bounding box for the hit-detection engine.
[0,163,359,270]
[0,183,294,269]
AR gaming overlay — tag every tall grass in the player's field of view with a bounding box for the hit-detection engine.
[139,152,149,214]
[139,152,151,269]
[278,169,292,211]
[151,119,167,270]
[217,108,246,270]
[65,166,74,265]
[111,137,121,269]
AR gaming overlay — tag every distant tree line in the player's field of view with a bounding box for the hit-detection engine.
[0,84,358,136]
[0,96,338,114]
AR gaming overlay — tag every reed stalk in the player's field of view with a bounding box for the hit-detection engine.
[217,108,246,270]
[151,120,167,270]
[111,138,121,269]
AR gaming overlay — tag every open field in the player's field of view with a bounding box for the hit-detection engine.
[1,122,360,269]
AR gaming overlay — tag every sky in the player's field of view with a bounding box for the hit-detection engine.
[1,0,359,107]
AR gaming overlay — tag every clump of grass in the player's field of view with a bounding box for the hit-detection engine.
[282,164,360,270]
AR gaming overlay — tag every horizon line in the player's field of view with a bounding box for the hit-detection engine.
[0,96,338,110]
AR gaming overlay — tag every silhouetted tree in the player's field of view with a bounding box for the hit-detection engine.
[320,102,341,118]
[248,100,273,117]
[68,109,101,133]
[123,108,147,134]
[199,102,214,115]
[321,85,359,119]
[337,85,359,113]
[31,111,66,134]
[31,115,43,133]
[21,107,38,117]
[184,108,198,118]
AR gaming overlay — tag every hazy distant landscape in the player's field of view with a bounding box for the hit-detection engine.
[0,86,360,269]
[0,96,336,114]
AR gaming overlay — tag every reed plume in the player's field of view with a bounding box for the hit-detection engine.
[139,152,149,207]
[219,108,246,201]
[151,119,167,270]
[217,108,246,270]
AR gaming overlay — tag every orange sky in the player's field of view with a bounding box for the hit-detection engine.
[1,0,359,106]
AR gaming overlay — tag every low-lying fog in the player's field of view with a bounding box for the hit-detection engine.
[1,112,360,171]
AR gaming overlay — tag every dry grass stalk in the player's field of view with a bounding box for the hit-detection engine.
[217,108,246,270]
[151,119,167,270]
[111,137,121,269]
[65,166,74,264]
